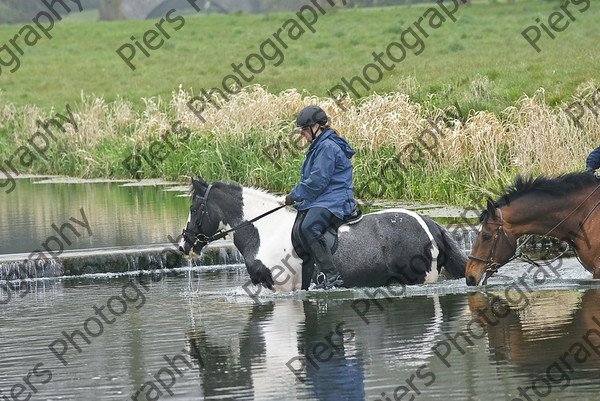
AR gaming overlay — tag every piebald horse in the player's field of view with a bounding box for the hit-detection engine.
[179,177,466,292]
[466,172,600,286]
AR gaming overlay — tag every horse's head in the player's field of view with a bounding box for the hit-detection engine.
[466,198,517,286]
[178,177,221,256]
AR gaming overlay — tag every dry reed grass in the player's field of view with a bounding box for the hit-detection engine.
[1,82,599,197]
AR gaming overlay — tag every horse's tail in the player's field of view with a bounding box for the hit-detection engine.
[435,225,467,279]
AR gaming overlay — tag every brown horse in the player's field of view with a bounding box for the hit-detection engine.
[466,173,600,286]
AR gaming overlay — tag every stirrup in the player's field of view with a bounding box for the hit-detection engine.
[314,273,344,290]
[316,272,326,285]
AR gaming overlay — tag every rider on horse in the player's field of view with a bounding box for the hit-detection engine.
[281,106,357,289]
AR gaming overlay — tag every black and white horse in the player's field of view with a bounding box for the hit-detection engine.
[179,177,466,292]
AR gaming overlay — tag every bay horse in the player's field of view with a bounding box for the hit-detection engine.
[466,172,600,286]
[179,177,466,292]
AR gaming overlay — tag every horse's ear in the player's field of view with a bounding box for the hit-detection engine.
[192,177,206,194]
[486,198,496,219]
[196,176,208,186]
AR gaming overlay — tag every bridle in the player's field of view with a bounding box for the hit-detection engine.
[468,195,600,282]
[182,184,287,250]
[182,184,214,248]
[467,208,518,277]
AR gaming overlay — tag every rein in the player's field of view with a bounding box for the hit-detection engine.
[183,184,287,247]
[204,204,288,243]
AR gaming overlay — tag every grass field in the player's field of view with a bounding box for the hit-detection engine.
[0,0,598,112]
[1,0,599,206]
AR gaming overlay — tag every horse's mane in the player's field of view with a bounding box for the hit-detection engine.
[491,172,599,209]
[188,180,278,200]
[244,185,279,199]
[188,180,239,197]
[479,172,598,222]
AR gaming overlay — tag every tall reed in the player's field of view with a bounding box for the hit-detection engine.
[1,81,598,206]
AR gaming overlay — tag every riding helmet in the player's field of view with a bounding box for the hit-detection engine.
[296,106,328,130]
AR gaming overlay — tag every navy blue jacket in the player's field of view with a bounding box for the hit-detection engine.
[290,129,356,219]
[587,146,600,170]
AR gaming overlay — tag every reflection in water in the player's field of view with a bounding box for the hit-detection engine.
[0,179,188,254]
[468,289,600,396]
[4,264,600,400]
[185,293,467,401]
[296,300,366,401]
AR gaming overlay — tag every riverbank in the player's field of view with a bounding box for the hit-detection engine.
[1,1,599,206]
[1,84,598,206]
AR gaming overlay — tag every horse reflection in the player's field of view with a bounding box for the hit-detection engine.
[184,295,466,400]
[468,289,600,376]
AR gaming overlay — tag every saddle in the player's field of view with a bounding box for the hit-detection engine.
[291,208,363,289]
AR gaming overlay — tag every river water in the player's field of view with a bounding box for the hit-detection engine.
[0,178,189,255]
[1,259,599,400]
[2,179,600,400]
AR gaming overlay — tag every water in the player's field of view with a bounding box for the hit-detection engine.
[2,179,600,400]
[0,177,478,256]
[0,178,189,255]
[1,258,600,401]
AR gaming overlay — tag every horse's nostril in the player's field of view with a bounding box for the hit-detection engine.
[466,275,476,286]
[178,246,185,253]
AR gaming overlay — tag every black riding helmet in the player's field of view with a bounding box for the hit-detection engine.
[296,105,328,130]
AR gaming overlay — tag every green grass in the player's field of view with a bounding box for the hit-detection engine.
[61,9,100,23]
[1,0,599,206]
[0,0,598,113]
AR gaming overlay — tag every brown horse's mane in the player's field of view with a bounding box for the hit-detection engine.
[479,172,599,222]
[495,172,599,207]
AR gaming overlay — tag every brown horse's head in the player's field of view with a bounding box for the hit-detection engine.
[466,198,518,286]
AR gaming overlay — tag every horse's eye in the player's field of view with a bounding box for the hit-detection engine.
[482,233,492,241]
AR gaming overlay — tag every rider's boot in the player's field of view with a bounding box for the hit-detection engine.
[307,234,344,289]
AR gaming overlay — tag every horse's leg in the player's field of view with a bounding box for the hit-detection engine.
[246,260,275,290]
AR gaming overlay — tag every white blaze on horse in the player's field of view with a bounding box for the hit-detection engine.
[179,177,467,293]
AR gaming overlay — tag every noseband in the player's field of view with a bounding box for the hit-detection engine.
[468,209,517,276]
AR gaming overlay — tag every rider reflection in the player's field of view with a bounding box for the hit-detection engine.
[296,300,366,401]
